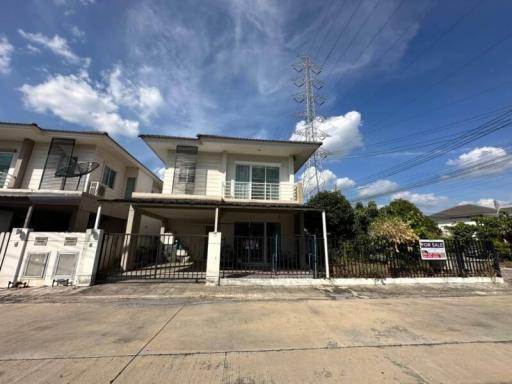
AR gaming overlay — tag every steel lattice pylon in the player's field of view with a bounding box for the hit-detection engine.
[292,55,329,197]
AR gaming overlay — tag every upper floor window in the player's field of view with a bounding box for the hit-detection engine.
[0,152,14,188]
[102,165,117,189]
[172,145,198,194]
[124,176,136,198]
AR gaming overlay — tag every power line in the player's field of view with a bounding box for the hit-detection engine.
[324,0,380,79]
[350,143,512,202]
[338,2,432,101]
[359,0,483,107]
[320,0,364,68]
[327,0,406,91]
[306,0,345,55]
[351,109,512,186]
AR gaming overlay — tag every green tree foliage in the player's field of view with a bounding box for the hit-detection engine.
[306,191,354,238]
[448,222,476,242]
[380,199,442,238]
[353,201,379,238]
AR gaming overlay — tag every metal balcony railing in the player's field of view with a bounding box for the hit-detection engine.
[222,181,301,202]
[0,172,16,189]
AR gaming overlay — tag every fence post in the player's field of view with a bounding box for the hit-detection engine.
[321,210,330,279]
[312,235,318,279]
[490,241,502,278]
[454,240,467,277]
[206,231,222,286]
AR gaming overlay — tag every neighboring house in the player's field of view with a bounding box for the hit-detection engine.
[0,122,162,232]
[430,204,498,234]
[104,133,322,275]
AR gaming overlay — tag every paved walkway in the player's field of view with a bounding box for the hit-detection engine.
[0,280,511,383]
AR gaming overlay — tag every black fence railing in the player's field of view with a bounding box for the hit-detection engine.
[220,235,322,278]
[327,238,501,279]
[96,233,207,282]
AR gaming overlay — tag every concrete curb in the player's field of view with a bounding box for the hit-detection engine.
[220,276,504,287]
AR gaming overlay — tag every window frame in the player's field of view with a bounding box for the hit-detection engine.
[23,252,50,278]
[101,165,117,189]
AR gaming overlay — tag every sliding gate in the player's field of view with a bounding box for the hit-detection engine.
[95,233,207,282]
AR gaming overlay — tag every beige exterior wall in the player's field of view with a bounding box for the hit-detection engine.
[161,149,294,199]
[21,142,49,189]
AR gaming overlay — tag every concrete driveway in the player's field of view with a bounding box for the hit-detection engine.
[0,285,511,383]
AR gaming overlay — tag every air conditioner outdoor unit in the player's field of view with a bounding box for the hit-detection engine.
[88,181,106,197]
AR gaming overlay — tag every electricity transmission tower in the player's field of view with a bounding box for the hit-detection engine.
[292,55,329,196]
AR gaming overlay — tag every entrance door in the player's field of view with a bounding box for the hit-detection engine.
[234,222,265,264]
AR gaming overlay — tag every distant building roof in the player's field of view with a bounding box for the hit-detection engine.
[430,204,497,221]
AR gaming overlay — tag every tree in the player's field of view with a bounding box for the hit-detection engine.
[381,199,441,238]
[353,201,379,238]
[448,222,476,242]
[306,191,354,238]
[369,216,418,251]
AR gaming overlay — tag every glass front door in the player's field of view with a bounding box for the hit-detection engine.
[234,222,281,265]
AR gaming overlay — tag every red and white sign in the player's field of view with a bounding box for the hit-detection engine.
[419,240,447,260]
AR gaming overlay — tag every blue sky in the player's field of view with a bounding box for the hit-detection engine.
[1,0,512,213]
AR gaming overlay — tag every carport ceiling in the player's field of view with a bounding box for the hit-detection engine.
[141,207,215,220]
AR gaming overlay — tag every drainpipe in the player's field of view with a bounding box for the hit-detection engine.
[23,204,34,228]
[321,210,330,279]
[94,203,102,230]
[214,207,219,232]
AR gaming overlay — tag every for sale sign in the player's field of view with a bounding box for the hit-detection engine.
[419,240,447,260]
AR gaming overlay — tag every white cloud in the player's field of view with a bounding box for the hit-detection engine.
[357,180,399,199]
[447,147,512,177]
[18,29,90,67]
[335,177,356,190]
[290,111,363,158]
[458,198,508,209]
[70,26,85,41]
[300,166,355,196]
[19,72,139,137]
[0,36,14,74]
[107,66,164,121]
[391,191,448,208]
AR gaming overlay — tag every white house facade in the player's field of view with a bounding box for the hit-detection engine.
[0,122,162,232]
[95,134,326,283]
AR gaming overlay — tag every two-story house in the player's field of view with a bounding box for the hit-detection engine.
[0,122,162,232]
[100,133,324,281]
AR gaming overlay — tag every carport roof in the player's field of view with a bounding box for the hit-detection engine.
[103,197,322,211]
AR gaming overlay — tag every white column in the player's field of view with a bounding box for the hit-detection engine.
[322,210,330,279]
[206,231,222,286]
[93,204,102,230]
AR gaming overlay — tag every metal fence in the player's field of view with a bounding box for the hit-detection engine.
[328,238,501,279]
[96,233,207,282]
[220,235,323,278]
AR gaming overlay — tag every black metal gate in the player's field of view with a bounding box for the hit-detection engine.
[220,235,324,278]
[95,233,207,282]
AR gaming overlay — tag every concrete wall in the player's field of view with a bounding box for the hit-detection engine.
[0,229,103,287]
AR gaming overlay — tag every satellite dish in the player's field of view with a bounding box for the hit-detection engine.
[55,160,100,191]
[55,160,100,178]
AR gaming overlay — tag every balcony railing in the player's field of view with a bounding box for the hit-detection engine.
[223,181,302,202]
[0,172,16,189]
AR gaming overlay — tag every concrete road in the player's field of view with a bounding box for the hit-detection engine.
[0,290,511,383]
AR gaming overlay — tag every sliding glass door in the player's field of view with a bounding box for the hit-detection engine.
[235,164,280,200]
